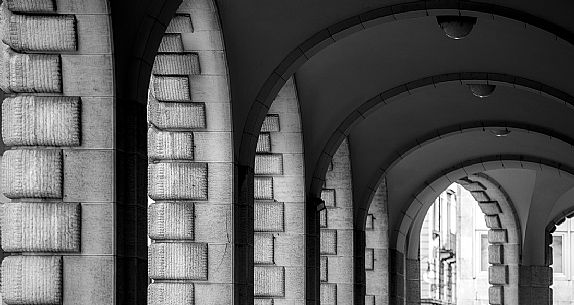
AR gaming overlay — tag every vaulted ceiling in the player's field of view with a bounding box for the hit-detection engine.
[111,0,574,264]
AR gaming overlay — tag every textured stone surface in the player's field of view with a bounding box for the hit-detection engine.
[254,154,283,175]
[255,233,275,264]
[2,149,62,198]
[321,189,336,207]
[6,0,56,12]
[147,98,206,129]
[1,48,62,93]
[166,14,193,33]
[1,202,80,252]
[254,266,285,297]
[320,283,337,305]
[148,282,194,305]
[148,242,208,280]
[488,229,508,244]
[256,133,272,153]
[489,265,509,285]
[1,255,62,304]
[320,229,337,255]
[254,202,284,232]
[148,202,195,240]
[254,176,273,200]
[261,114,280,132]
[153,53,200,75]
[148,128,194,160]
[2,96,81,146]
[3,13,77,51]
[148,162,208,200]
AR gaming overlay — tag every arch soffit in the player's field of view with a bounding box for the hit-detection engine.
[310,73,574,198]
[353,122,574,225]
[239,1,574,167]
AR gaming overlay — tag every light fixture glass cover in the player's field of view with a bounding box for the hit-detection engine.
[490,128,511,137]
[468,84,496,98]
[437,16,477,39]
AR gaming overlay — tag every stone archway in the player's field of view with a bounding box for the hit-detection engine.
[145,0,237,304]
[457,173,521,305]
[398,171,522,305]
[0,1,117,304]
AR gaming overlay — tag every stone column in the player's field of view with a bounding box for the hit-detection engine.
[0,1,116,304]
[518,265,552,305]
[405,259,421,305]
[389,249,406,305]
[354,229,366,305]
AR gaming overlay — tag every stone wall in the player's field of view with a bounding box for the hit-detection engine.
[253,77,305,304]
[0,1,115,304]
[146,0,235,304]
[365,179,390,305]
[320,138,354,305]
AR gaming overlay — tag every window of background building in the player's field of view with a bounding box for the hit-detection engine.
[552,235,563,273]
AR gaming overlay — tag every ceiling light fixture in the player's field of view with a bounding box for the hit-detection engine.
[490,128,511,137]
[436,16,477,40]
[468,84,496,98]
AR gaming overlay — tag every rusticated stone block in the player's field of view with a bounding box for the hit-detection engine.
[365,295,375,305]
[320,256,328,281]
[2,149,62,198]
[158,34,184,53]
[147,97,206,129]
[478,201,502,215]
[152,75,190,101]
[153,53,200,75]
[462,181,486,192]
[148,282,194,305]
[148,242,208,280]
[320,229,337,255]
[256,133,271,153]
[321,189,336,207]
[0,48,61,93]
[147,128,194,160]
[254,154,283,175]
[320,209,328,228]
[365,248,375,270]
[1,255,62,304]
[166,14,193,33]
[254,266,285,297]
[254,233,274,264]
[320,283,337,305]
[1,202,80,252]
[2,96,80,146]
[254,299,273,305]
[6,0,56,13]
[471,191,490,202]
[254,176,273,200]
[261,114,280,132]
[489,265,508,285]
[489,285,503,305]
[148,162,208,200]
[488,229,508,244]
[485,215,502,229]
[254,202,284,232]
[148,202,194,240]
[488,244,504,264]
[3,12,76,51]
[365,214,374,230]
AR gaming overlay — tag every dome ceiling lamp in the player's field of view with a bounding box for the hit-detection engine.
[468,84,496,98]
[436,16,477,40]
[488,127,511,137]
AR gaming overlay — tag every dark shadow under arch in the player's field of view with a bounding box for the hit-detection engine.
[310,73,574,199]
[238,1,574,172]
